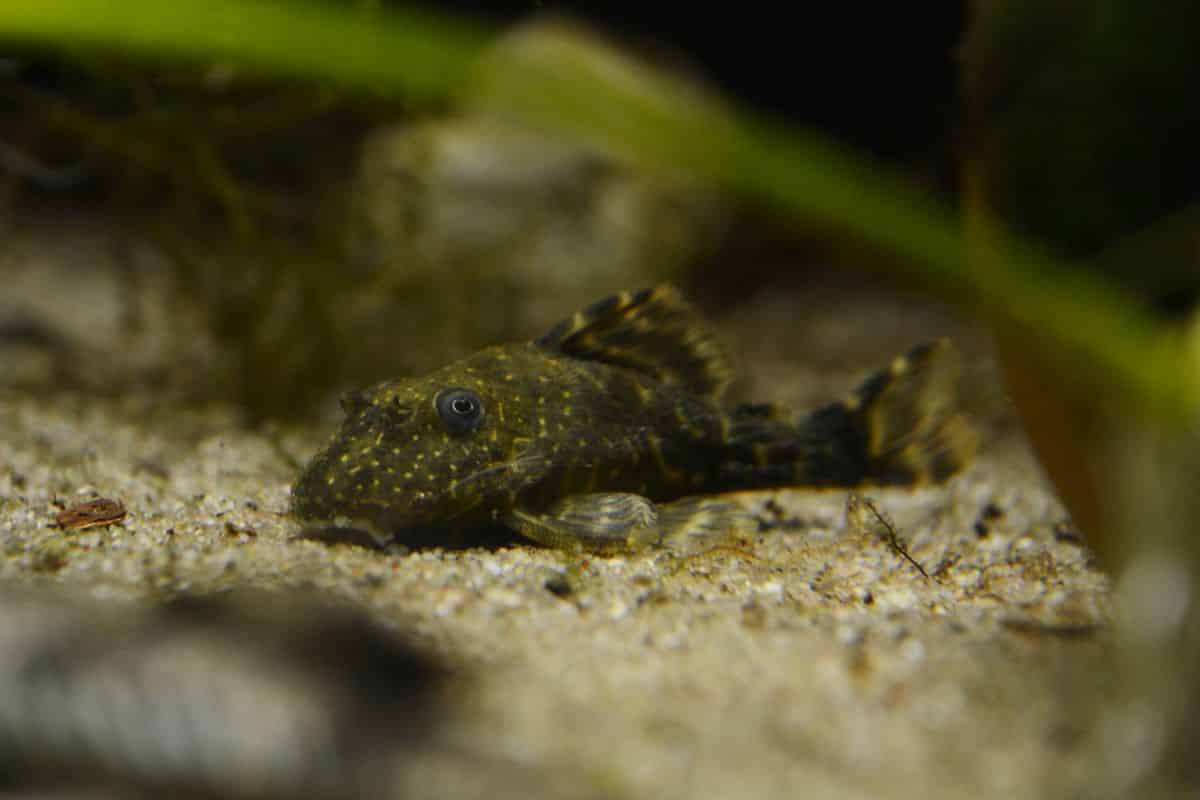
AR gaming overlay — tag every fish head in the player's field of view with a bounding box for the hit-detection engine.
[291,346,551,539]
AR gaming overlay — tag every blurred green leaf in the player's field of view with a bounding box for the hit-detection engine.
[0,0,1193,419]
[0,0,488,100]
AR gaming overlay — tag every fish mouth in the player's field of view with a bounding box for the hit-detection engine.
[292,489,455,544]
[294,506,500,551]
[294,519,394,548]
[291,458,435,533]
[292,502,397,545]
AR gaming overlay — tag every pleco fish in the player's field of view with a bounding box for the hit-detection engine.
[293,286,977,553]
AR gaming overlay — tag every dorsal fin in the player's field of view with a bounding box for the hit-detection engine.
[535,285,732,399]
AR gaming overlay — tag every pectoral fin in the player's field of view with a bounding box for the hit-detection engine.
[506,493,660,553]
[655,496,758,552]
[505,493,755,554]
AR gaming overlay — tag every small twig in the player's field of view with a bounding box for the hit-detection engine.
[846,493,929,580]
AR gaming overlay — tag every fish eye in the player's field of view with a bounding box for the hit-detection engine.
[435,388,485,434]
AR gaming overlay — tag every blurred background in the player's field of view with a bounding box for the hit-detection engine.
[0,1,979,421]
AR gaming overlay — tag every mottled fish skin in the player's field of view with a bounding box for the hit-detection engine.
[292,286,976,548]
[292,341,728,537]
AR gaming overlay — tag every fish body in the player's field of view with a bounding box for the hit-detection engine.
[293,286,976,552]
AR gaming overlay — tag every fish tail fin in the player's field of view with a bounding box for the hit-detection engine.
[796,339,978,486]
